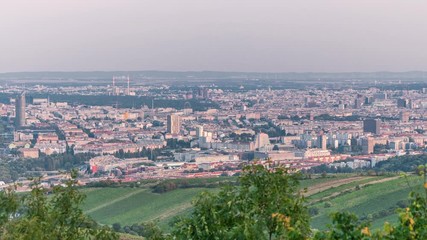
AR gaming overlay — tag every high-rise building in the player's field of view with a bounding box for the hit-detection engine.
[202,88,209,99]
[363,119,381,135]
[167,114,181,135]
[196,125,204,138]
[362,137,374,154]
[15,92,26,129]
[374,92,387,100]
[397,98,407,108]
[255,132,270,150]
[320,135,327,150]
[197,87,210,100]
[354,95,364,109]
[400,111,410,122]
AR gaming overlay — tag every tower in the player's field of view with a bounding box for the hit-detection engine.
[196,125,204,138]
[400,111,410,123]
[362,137,374,154]
[397,98,407,108]
[126,76,130,95]
[112,77,119,96]
[167,114,181,135]
[15,92,26,129]
[255,132,270,150]
[320,135,327,150]
[363,119,381,135]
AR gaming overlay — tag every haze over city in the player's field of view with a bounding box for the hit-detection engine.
[2,0,427,73]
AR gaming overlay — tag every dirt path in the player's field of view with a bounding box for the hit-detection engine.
[304,176,367,196]
[85,188,147,214]
[309,176,400,204]
[148,202,193,222]
[362,176,400,186]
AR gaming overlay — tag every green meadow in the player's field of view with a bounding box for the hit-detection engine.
[82,174,424,232]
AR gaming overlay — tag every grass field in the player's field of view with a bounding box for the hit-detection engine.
[81,174,424,232]
[82,187,218,230]
[309,175,424,230]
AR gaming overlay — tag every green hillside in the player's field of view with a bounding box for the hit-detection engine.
[308,175,423,230]
[82,187,218,230]
[82,174,423,232]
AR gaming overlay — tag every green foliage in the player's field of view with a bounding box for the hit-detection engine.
[310,176,423,230]
[375,155,427,172]
[308,154,427,175]
[2,93,219,111]
[153,182,178,193]
[152,178,235,193]
[0,187,19,231]
[314,190,427,240]
[313,212,371,240]
[112,221,164,240]
[309,207,320,216]
[3,163,427,239]
[306,164,355,174]
[166,139,191,149]
[228,132,254,143]
[253,118,285,137]
[374,144,388,154]
[313,164,427,240]
[114,147,170,160]
[378,165,427,239]
[0,172,118,240]
[379,191,427,239]
[82,187,212,227]
[314,114,363,122]
[0,153,95,182]
[172,164,311,239]
[324,202,332,208]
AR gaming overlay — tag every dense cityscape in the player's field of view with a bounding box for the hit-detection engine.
[1,75,427,191]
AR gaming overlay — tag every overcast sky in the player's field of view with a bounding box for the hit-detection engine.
[1,0,427,73]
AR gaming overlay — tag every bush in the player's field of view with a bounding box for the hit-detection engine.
[0,172,118,239]
[309,207,320,216]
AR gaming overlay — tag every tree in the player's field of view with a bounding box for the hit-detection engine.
[321,171,328,178]
[313,212,371,240]
[0,171,118,240]
[309,207,320,216]
[112,223,122,232]
[172,163,310,240]
[315,163,427,240]
[140,222,164,240]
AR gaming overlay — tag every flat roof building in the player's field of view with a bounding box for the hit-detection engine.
[363,119,381,135]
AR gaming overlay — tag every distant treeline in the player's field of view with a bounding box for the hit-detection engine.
[152,178,237,193]
[0,152,95,182]
[306,154,427,174]
[374,154,427,172]
[84,177,237,191]
[0,93,219,111]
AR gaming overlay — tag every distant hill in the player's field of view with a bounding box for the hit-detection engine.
[1,70,427,81]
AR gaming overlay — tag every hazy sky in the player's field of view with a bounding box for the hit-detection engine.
[1,0,427,73]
